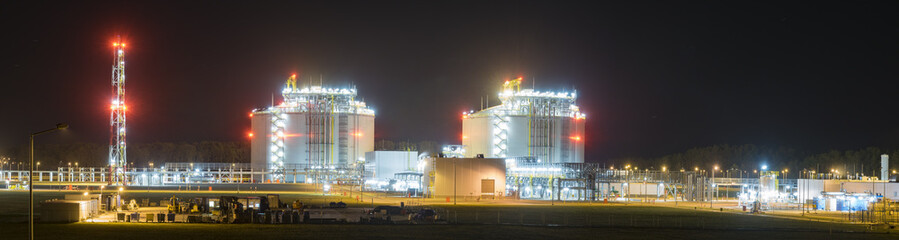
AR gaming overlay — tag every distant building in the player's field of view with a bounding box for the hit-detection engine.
[363,151,421,192]
[441,145,465,158]
[797,179,899,202]
[364,150,419,180]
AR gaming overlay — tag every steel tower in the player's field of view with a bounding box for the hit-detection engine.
[109,36,127,185]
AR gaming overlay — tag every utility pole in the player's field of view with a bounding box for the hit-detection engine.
[712,166,718,209]
[30,123,67,240]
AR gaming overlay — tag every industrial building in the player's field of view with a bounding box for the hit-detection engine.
[797,179,899,201]
[462,77,585,163]
[422,157,506,199]
[363,151,422,191]
[250,75,374,183]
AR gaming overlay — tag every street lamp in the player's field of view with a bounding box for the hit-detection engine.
[712,165,718,208]
[30,123,67,240]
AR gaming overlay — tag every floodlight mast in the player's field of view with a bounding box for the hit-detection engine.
[109,35,128,185]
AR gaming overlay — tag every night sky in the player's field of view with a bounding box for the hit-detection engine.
[2,1,898,161]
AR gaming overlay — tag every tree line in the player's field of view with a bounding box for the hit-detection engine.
[0,141,249,170]
[0,139,436,170]
[608,144,899,177]
[374,140,440,156]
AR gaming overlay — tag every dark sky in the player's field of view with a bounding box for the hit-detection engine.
[2,1,898,161]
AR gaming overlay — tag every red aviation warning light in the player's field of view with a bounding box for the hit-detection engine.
[570,136,582,141]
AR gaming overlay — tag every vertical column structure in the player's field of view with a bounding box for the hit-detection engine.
[109,36,128,185]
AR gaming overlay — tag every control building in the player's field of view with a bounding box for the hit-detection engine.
[462,77,585,163]
[250,75,374,182]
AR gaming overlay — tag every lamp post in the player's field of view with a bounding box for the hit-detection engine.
[30,123,67,240]
[712,165,718,208]
[117,187,124,211]
[625,165,631,205]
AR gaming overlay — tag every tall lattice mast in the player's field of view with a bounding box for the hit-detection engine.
[109,36,127,185]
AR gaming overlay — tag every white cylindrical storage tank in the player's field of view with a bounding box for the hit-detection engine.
[882,154,889,181]
[251,81,375,182]
[462,78,585,163]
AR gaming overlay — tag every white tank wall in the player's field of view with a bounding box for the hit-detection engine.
[250,113,271,171]
[251,112,373,171]
[462,115,584,163]
[462,117,490,158]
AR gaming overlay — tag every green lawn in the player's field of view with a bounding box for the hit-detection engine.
[0,221,895,240]
[1,191,897,239]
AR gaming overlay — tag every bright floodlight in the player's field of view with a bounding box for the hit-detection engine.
[761,165,768,170]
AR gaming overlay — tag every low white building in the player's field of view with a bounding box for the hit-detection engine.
[797,179,899,201]
[363,151,421,191]
[364,151,419,180]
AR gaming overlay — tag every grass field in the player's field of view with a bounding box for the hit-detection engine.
[1,190,897,239]
[0,219,895,240]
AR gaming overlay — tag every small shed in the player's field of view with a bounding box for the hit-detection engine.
[41,199,97,222]
[423,157,506,198]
